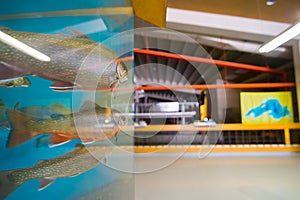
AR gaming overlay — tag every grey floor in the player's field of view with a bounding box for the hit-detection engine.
[135,153,300,200]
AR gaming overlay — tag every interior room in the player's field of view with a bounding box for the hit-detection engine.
[0,0,299,199]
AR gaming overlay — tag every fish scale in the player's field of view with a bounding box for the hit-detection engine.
[0,144,112,199]
[6,101,123,148]
[0,26,128,90]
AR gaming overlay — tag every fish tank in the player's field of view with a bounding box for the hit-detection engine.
[0,0,134,199]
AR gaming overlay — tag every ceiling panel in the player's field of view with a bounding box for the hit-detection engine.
[168,0,300,24]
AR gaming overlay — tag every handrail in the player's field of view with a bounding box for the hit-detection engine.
[131,123,300,152]
[132,123,300,132]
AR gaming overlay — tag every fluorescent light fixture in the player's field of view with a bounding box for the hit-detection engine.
[0,30,51,62]
[259,21,300,53]
[266,0,276,6]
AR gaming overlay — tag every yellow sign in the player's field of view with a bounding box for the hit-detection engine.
[240,92,294,124]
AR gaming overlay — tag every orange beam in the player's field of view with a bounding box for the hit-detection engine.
[134,83,296,91]
[134,48,286,75]
[133,145,300,153]
[92,83,295,91]
[91,83,295,91]
[131,123,300,132]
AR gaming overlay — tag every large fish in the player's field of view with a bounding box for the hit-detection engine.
[17,102,72,119]
[0,61,28,80]
[6,101,124,148]
[0,144,112,199]
[0,26,128,90]
[0,101,72,129]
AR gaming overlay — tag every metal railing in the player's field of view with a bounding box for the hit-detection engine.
[132,123,300,152]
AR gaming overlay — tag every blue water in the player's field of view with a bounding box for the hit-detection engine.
[1,0,131,15]
[245,98,292,120]
[0,1,133,199]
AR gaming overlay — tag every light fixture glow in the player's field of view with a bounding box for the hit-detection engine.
[259,21,300,53]
[0,30,51,62]
[266,0,276,6]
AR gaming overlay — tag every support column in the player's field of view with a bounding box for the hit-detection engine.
[284,128,291,145]
[132,0,167,28]
[292,41,300,121]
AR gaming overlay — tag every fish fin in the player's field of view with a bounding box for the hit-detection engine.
[72,144,90,155]
[38,178,56,191]
[6,109,38,148]
[64,27,92,40]
[80,101,106,113]
[37,160,46,165]
[50,81,75,91]
[0,61,28,79]
[110,80,119,89]
[69,172,84,178]
[102,15,130,31]
[79,101,95,112]
[49,135,71,148]
[49,103,72,115]
[0,26,13,32]
[81,138,95,145]
[0,169,23,199]
[13,102,20,110]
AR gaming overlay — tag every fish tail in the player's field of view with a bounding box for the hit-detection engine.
[0,170,22,199]
[6,108,38,148]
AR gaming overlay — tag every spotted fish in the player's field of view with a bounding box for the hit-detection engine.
[0,26,128,90]
[6,101,124,148]
[0,144,112,199]
[0,101,72,129]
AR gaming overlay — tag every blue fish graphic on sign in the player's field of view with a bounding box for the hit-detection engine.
[245,99,291,120]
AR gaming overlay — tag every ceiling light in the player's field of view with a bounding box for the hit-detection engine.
[258,21,300,53]
[0,30,51,62]
[266,0,276,6]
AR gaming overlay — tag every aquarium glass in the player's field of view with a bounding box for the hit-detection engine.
[0,0,134,199]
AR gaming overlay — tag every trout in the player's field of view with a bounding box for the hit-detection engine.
[6,101,124,148]
[17,102,72,119]
[0,144,112,199]
[0,101,71,128]
[0,26,128,90]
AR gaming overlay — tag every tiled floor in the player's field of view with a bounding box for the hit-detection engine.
[135,153,300,200]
